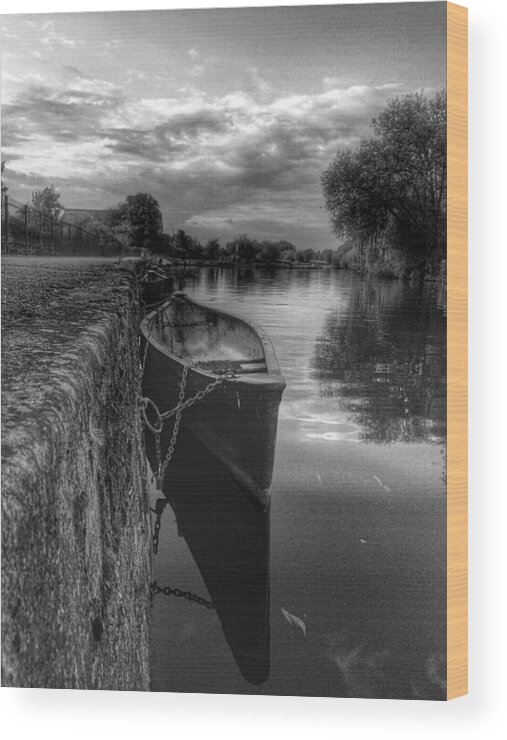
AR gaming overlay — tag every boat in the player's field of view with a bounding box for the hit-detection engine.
[140,268,173,305]
[154,424,271,684]
[140,291,285,509]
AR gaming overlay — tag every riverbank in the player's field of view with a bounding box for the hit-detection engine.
[1,257,151,689]
[332,240,447,281]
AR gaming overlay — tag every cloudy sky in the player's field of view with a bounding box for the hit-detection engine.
[1,3,446,250]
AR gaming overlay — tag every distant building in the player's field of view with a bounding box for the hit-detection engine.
[62,208,112,225]
[62,207,163,232]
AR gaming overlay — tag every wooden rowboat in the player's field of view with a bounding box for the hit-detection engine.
[140,269,173,305]
[140,292,285,509]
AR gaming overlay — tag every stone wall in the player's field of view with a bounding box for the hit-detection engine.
[1,258,151,689]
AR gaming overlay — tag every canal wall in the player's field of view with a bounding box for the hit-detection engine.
[1,257,151,690]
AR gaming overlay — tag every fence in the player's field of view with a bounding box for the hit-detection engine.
[1,195,122,257]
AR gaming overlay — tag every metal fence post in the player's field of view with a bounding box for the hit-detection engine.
[4,195,9,253]
[60,220,64,255]
[68,223,72,254]
[24,204,28,254]
[50,214,54,255]
[39,209,43,254]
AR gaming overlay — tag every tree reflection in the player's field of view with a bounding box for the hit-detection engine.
[312,279,446,443]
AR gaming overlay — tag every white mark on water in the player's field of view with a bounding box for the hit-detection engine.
[373,475,392,493]
[280,608,307,638]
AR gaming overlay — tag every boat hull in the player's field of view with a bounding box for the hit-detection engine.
[142,343,283,509]
[140,294,285,509]
[140,275,173,304]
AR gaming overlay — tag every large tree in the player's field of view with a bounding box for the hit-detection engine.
[109,192,162,250]
[322,91,446,272]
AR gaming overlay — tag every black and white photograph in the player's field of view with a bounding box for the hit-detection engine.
[2,2,448,700]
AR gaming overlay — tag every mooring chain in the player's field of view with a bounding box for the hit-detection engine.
[141,365,231,551]
[156,363,190,486]
[151,497,169,554]
[159,373,228,422]
[150,580,215,610]
[139,318,236,554]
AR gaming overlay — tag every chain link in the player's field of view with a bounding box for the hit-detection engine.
[159,372,228,421]
[151,498,168,554]
[151,580,215,610]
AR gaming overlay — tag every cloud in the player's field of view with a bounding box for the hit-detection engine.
[2,72,412,247]
[1,26,18,40]
[2,74,125,147]
[189,64,205,78]
[62,65,87,78]
[186,191,326,234]
[105,39,122,50]
[251,67,272,96]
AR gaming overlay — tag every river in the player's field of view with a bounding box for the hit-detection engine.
[149,266,446,699]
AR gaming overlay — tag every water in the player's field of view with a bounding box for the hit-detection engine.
[149,267,446,699]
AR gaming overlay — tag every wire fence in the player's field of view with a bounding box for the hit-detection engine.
[1,195,123,257]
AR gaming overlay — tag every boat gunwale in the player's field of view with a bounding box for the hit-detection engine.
[140,292,286,390]
[141,270,169,284]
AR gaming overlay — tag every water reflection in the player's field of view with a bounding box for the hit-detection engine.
[312,279,446,443]
[154,423,271,685]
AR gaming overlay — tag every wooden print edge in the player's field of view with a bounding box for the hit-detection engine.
[446,1,468,701]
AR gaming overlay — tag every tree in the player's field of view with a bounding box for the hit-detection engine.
[187,235,204,260]
[174,228,192,258]
[151,232,174,258]
[259,241,281,263]
[296,248,317,263]
[32,184,64,217]
[73,215,114,245]
[322,90,446,273]
[227,234,260,263]
[109,192,162,251]
[205,238,220,260]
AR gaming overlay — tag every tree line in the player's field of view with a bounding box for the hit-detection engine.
[7,183,328,264]
[321,90,446,279]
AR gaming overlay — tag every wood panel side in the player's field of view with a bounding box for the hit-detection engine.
[447,1,468,701]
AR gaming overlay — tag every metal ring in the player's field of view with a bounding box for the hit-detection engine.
[140,396,163,434]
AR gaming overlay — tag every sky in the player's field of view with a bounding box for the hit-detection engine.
[1,3,446,251]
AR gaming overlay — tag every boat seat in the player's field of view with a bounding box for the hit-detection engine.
[196,359,267,375]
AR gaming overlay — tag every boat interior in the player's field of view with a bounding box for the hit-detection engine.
[142,270,166,282]
[150,296,269,376]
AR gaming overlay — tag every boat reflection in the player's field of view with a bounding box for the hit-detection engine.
[154,422,272,685]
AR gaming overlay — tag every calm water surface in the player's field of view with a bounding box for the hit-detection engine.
[150,267,446,699]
